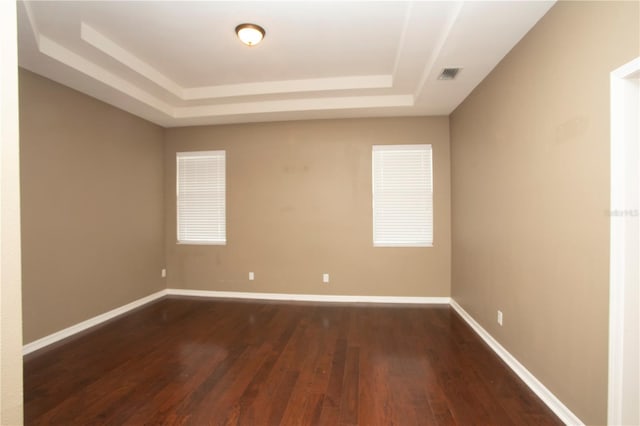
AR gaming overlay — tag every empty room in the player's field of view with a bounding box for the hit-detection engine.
[1,1,638,425]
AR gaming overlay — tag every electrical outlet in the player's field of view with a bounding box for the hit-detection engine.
[322,273,329,283]
[497,310,503,326]
[161,268,166,278]
[249,272,254,281]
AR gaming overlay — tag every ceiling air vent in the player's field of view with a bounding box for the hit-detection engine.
[438,67,461,80]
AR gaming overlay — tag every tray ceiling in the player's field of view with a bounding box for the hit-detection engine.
[17,1,554,127]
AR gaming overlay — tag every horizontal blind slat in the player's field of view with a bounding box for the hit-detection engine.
[177,150,226,244]
[372,144,433,246]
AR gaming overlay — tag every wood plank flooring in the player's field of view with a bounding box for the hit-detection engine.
[24,297,563,425]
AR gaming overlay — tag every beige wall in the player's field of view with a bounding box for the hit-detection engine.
[19,69,166,343]
[165,117,451,297]
[450,2,639,424]
[21,2,635,421]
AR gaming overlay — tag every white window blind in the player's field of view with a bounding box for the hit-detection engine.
[177,151,226,245]
[372,144,433,247]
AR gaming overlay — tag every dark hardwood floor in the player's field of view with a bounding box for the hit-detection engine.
[24,297,563,425]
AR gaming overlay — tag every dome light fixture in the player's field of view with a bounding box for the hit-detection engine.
[235,23,265,47]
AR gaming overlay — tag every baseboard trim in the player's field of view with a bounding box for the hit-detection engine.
[165,288,451,305]
[22,289,168,356]
[449,299,583,426]
[22,289,449,356]
[20,289,582,426]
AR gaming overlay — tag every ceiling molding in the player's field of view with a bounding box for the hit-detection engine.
[391,1,413,79]
[41,35,174,115]
[175,95,415,118]
[80,22,184,99]
[22,0,39,45]
[182,75,394,101]
[413,1,463,99]
[81,22,395,101]
[17,1,555,127]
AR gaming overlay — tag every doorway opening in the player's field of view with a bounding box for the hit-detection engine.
[608,56,640,426]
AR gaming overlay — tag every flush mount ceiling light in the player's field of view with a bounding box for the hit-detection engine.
[235,23,265,46]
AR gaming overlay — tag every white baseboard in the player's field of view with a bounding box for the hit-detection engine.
[22,289,448,356]
[20,288,583,426]
[22,289,168,356]
[449,299,584,426]
[165,288,451,305]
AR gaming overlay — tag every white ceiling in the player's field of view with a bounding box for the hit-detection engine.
[17,1,554,128]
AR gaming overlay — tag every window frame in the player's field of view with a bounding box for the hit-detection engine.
[372,144,433,247]
[176,150,226,245]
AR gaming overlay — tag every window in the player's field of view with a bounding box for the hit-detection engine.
[177,151,226,244]
[372,144,433,247]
